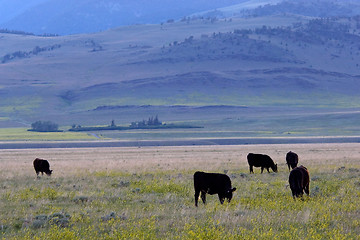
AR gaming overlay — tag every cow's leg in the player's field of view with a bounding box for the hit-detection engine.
[267,167,270,173]
[261,167,264,173]
[194,190,200,207]
[288,164,291,171]
[299,188,305,198]
[218,194,225,204]
[200,191,206,204]
[249,165,253,174]
[304,184,310,196]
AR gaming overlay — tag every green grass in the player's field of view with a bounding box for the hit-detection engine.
[1,108,360,142]
[0,145,359,239]
[0,128,97,141]
[0,97,43,114]
[71,91,360,111]
[1,170,359,239]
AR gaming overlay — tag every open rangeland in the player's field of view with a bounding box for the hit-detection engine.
[0,143,359,239]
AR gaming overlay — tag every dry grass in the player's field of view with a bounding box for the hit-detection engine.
[3,143,359,174]
[0,143,359,239]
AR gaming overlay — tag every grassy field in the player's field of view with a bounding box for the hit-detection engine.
[2,106,360,141]
[0,128,98,141]
[0,144,359,239]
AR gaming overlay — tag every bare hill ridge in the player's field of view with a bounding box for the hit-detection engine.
[0,15,360,127]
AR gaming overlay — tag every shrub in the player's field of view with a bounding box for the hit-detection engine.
[29,121,61,132]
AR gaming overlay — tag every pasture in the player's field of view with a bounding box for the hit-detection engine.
[0,143,359,239]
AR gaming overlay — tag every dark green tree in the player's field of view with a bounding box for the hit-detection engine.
[30,121,59,132]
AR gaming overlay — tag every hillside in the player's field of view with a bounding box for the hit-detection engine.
[0,0,245,35]
[193,0,360,19]
[0,14,360,132]
[3,0,360,35]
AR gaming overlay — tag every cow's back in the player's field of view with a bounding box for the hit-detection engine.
[286,151,299,169]
[194,171,231,194]
[33,158,51,174]
[289,165,309,197]
[247,153,274,167]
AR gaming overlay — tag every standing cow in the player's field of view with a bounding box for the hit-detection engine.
[193,171,236,207]
[247,153,278,174]
[286,151,299,171]
[289,165,310,199]
[33,158,53,177]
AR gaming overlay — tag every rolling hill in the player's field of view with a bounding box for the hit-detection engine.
[0,7,360,133]
[0,0,245,35]
[3,0,360,35]
[193,0,360,19]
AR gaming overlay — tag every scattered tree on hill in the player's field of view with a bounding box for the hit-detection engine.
[1,44,61,64]
[0,29,58,37]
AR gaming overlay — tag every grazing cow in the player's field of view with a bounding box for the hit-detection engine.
[286,151,299,171]
[193,171,236,207]
[289,165,310,199]
[33,158,52,177]
[247,153,278,174]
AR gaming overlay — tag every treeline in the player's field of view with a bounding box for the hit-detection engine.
[170,16,359,48]
[130,115,162,128]
[0,28,58,37]
[70,116,202,132]
[251,18,358,44]
[28,121,62,132]
[160,16,359,64]
[28,117,202,132]
[248,1,360,18]
[1,44,61,63]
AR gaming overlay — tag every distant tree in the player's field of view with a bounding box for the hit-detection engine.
[110,120,116,127]
[154,115,161,126]
[148,116,154,125]
[30,121,59,132]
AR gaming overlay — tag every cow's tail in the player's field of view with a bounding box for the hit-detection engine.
[289,171,302,197]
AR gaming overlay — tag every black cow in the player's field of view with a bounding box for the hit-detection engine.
[286,151,299,171]
[193,171,236,207]
[247,153,278,174]
[33,158,53,177]
[289,165,310,199]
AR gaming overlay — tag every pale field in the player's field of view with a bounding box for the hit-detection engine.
[1,143,359,176]
[0,143,359,239]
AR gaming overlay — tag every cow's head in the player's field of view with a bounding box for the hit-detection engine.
[225,187,237,202]
[46,170,53,176]
[272,164,278,172]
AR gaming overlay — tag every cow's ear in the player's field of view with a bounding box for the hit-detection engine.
[232,188,236,192]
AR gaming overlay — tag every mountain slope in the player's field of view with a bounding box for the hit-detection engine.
[0,0,245,35]
[192,0,360,19]
[0,0,47,24]
[0,14,360,127]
